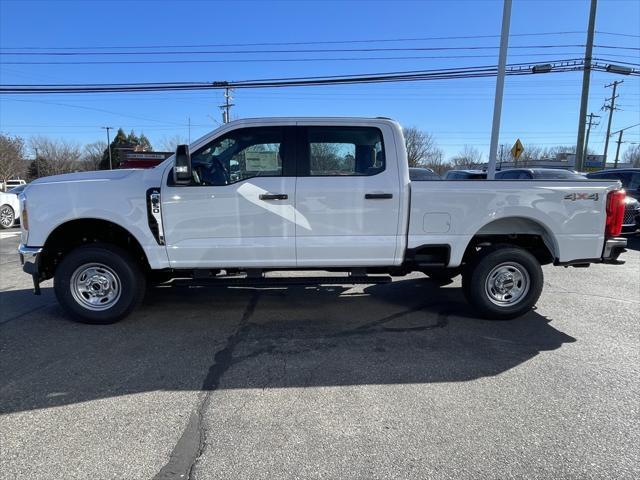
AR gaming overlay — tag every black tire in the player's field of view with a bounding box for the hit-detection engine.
[54,244,146,324]
[462,245,543,320]
[0,204,15,229]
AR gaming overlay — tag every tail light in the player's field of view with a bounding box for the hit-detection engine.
[605,189,625,237]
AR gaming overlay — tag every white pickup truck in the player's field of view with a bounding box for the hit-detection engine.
[18,117,628,324]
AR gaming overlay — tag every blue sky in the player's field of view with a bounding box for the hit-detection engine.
[1,0,639,159]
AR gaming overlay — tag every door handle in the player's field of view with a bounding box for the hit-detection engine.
[259,193,288,200]
[365,193,393,199]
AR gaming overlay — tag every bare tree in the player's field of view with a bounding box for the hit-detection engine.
[29,137,83,177]
[310,142,341,173]
[82,141,107,171]
[450,145,483,168]
[517,145,543,167]
[403,126,444,168]
[497,143,513,165]
[423,150,449,175]
[159,134,188,152]
[623,144,640,167]
[0,133,26,189]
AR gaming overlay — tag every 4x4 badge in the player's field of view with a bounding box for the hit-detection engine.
[564,192,599,201]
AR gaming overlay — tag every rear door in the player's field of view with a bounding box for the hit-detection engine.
[294,123,402,267]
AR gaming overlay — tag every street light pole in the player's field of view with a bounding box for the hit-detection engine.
[574,0,598,172]
[486,0,512,180]
[102,126,113,170]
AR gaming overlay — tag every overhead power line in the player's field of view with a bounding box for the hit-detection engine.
[0,60,598,94]
[0,31,590,51]
[0,44,602,56]
[596,31,640,38]
[0,52,591,66]
[1,59,636,95]
[1,30,635,52]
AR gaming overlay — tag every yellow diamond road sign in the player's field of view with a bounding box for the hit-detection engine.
[511,139,524,159]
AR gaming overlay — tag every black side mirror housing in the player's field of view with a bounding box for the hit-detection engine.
[173,144,192,185]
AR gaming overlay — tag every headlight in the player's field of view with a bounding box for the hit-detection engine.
[18,193,28,231]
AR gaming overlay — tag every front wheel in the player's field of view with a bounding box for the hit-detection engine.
[0,204,15,229]
[54,244,146,324]
[462,246,543,320]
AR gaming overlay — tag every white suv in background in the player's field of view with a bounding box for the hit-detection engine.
[0,184,26,229]
[1,179,26,192]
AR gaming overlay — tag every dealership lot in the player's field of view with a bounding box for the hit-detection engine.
[1,229,639,480]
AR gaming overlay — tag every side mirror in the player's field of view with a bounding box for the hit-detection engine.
[173,144,192,185]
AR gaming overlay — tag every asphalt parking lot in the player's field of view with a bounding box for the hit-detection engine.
[1,227,639,480]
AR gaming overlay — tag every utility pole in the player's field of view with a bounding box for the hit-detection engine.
[219,87,234,123]
[574,0,598,172]
[602,80,622,161]
[188,117,191,143]
[613,130,623,167]
[486,0,512,180]
[584,112,600,159]
[101,126,113,170]
[34,147,39,178]
[610,123,640,167]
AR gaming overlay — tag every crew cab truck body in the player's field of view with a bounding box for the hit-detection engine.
[18,117,627,324]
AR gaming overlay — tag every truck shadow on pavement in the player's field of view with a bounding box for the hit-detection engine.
[0,278,575,415]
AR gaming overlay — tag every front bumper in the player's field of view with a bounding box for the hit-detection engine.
[19,244,43,294]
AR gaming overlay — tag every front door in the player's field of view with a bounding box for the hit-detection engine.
[294,124,402,267]
[162,126,298,269]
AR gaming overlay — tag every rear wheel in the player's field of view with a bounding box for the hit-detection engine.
[54,244,146,324]
[0,204,15,229]
[462,246,543,320]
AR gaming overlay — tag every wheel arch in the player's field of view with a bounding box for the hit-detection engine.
[39,218,151,280]
[461,216,558,266]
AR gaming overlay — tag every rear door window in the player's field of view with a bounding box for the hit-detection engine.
[300,126,385,176]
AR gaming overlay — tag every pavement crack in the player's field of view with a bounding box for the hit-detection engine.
[152,291,260,480]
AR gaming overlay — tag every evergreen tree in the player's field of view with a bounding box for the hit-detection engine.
[98,128,153,169]
[99,128,127,170]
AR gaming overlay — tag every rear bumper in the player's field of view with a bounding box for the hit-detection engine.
[554,237,627,267]
[601,237,627,264]
[18,244,43,294]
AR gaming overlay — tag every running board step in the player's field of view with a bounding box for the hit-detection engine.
[171,275,392,287]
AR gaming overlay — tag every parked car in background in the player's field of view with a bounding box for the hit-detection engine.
[496,168,586,180]
[444,169,487,180]
[617,196,640,234]
[409,167,441,181]
[1,179,26,192]
[586,168,640,200]
[0,184,25,229]
[587,168,640,234]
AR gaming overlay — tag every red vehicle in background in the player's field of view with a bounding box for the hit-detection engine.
[119,152,172,169]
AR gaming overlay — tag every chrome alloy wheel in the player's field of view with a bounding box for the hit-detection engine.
[0,205,14,228]
[484,262,530,306]
[70,263,122,311]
